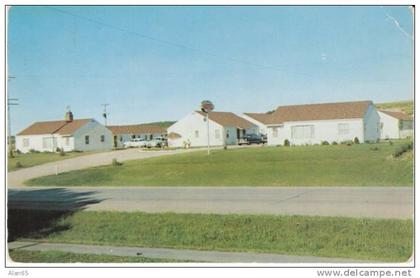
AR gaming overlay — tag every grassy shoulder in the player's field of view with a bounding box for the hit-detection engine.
[8,249,184,263]
[27,140,413,187]
[8,151,89,172]
[13,211,413,262]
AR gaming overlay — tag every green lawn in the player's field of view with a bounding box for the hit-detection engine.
[8,152,89,172]
[13,211,413,262]
[376,100,413,115]
[8,249,185,263]
[27,140,413,187]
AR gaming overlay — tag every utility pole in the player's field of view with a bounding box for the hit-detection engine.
[206,113,210,155]
[101,103,109,126]
[7,76,18,157]
[200,100,214,156]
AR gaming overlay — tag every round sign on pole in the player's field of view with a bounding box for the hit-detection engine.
[201,100,214,113]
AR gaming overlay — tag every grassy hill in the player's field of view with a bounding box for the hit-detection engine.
[375,100,413,115]
[145,121,176,128]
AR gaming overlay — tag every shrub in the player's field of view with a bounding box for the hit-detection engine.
[393,143,412,158]
[112,158,123,166]
[389,140,394,146]
[332,141,338,145]
[15,149,21,154]
[354,137,360,144]
[8,150,14,158]
[284,139,290,147]
[59,148,66,156]
[56,147,61,152]
[370,146,379,151]
[408,141,413,150]
[276,144,281,147]
[29,149,39,153]
[321,141,330,145]
[15,161,23,168]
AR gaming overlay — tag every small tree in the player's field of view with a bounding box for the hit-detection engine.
[354,137,360,144]
[284,139,290,146]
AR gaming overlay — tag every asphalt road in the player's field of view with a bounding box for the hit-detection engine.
[8,186,413,219]
[7,147,413,219]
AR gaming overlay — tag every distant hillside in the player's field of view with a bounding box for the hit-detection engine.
[375,100,413,115]
[145,121,176,128]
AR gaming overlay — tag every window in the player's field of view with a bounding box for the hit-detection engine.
[272,127,278,138]
[195,130,199,138]
[150,134,153,140]
[120,136,123,142]
[401,120,413,130]
[338,123,349,135]
[215,129,221,139]
[85,135,90,145]
[42,137,53,149]
[291,125,315,139]
[100,135,105,142]
[132,135,136,139]
[23,138,29,147]
[65,137,70,146]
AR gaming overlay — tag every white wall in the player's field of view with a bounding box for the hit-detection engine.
[73,120,113,151]
[363,104,381,142]
[16,134,56,153]
[168,112,225,147]
[56,136,75,152]
[267,118,365,146]
[378,111,403,139]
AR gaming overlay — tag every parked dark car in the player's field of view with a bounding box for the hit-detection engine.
[238,134,264,145]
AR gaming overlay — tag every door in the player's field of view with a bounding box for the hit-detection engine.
[113,135,117,148]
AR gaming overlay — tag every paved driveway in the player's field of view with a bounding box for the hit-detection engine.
[7,148,200,187]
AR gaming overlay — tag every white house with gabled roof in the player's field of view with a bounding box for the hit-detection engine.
[378,110,413,139]
[167,111,258,148]
[264,100,380,146]
[15,111,113,153]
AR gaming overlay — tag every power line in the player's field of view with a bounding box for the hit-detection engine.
[44,7,344,82]
[44,6,412,84]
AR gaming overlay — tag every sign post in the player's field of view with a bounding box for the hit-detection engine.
[200,100,214,156]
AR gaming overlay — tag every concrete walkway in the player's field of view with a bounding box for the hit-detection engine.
[8,241,375,263]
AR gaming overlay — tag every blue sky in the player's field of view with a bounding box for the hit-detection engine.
[8,6,413,134]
